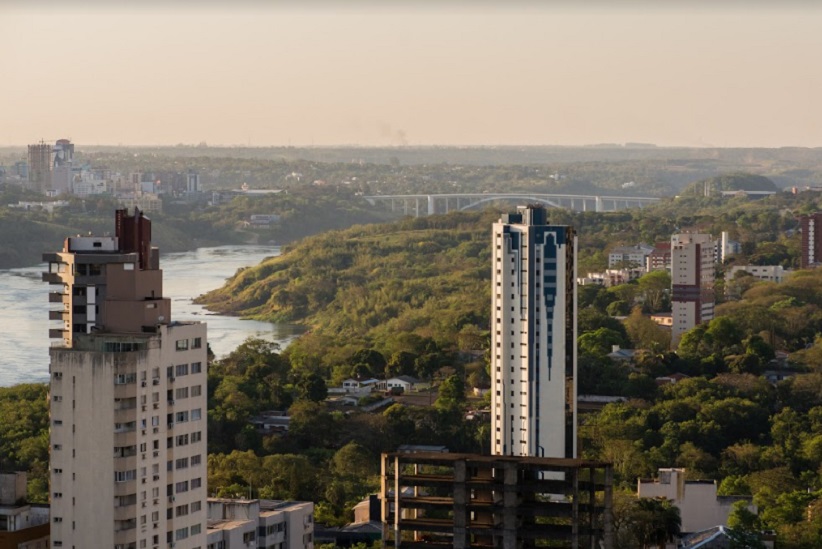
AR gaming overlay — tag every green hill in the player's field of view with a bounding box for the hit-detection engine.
[194,211,496,351]
[683,172,779,196]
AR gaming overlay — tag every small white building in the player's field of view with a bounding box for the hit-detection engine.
[728,265,786,283]
[207,498,314,549]
[386,376,421,392]
[608,244,654,269]
[638,468,753,534]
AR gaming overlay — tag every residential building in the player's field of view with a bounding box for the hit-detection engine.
[381,451,613,549]
[385,376,420,393]
[728,265,786,283]
[43,209,208,549]
[671,233,715,346]
[577,268,643,287]
[206,499,314,549]
[607,244,653,269]
[491,205,577,458]
[646,243,672,272]
[638,468,753,535]
[27,142,51,191]
[717,231,741,264]
[0,472,49,549]
[799,213,822,268]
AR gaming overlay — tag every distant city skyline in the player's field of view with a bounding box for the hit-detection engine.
[2,2,822,148]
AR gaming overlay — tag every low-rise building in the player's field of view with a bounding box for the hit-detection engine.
[207,498,314,549]
[608,244,654,269]
[638,468,753,535]
[728,265,786,283]
[385,375,421,392]
[0,472,49,549]
[646,243,672,272]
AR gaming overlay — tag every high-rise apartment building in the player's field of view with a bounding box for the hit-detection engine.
[799,213,822,269]
[671,233,715,346]
[28,141,52,190]
[491,205,577,459]
[43,209,207,549]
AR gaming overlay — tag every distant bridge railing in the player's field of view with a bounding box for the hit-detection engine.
[362,193,660,217]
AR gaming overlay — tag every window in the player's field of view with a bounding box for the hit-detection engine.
[175,411,189,423]
[175,387,189,399]
[175,481,189,493]
[191,362,202,374]
[191,337,202,349]
[114,470,137,482]
[191,524,201,535]
[191,501,202,513]
[175,458,188,470]
[191,431,202,443]
[176,434,189,447]
[53,371,63,380]
[191,455,202,467]
[114,373,137,385]
[191,385,202,397]
[191,477,202,489]
[176,527,189,540]
[175,364,189,377]
[191,408,202,421]
[175,340,189,351]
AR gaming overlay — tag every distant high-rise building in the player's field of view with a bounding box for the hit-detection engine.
[27,141,52,189]
[43,209,208,549]
[50,139,75,195]
[800,213,822,269]
[491,205,577,458]
[671,233,715,345]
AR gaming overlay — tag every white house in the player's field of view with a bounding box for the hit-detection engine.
[341,378,380,394]
[386,376,421,392]
[638,468,754,534]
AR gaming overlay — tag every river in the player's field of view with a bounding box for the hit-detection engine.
[0,245,302,387]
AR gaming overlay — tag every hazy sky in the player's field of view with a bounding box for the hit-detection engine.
[2,2,822,147]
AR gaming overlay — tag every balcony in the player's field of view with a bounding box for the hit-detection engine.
[49,291,68,304]
[42,272,64,284]
[49,329,68,339]
[49,310,67,321]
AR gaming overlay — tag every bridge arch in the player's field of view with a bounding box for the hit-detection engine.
[458,195,565,211]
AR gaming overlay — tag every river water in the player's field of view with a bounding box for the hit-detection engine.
[0,245,302,387]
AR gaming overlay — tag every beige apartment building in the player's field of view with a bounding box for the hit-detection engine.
[43,209,207,549]
[671,233,715,346]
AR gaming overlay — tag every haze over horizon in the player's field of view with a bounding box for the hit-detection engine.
[3,1,822,149]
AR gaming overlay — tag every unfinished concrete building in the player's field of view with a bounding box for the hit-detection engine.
[381,452,613,549]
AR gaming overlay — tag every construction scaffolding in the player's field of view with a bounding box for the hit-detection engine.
[381,452,613,549]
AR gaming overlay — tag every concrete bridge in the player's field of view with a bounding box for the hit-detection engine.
[363,193,660,217]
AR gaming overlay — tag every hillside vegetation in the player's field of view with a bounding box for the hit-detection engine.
[196,211,496,355]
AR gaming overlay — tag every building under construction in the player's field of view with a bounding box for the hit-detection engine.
[381,452,613,549]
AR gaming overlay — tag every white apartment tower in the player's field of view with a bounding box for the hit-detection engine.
[491,205,577,458]
[44,209,207,549]
[671,233,715,346]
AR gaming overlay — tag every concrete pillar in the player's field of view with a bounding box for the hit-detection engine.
[428,195,435,216]
[595,196,603,212]
[576,467,579,549]
[453,460,468,549]
[381,454,391,546]
[503,462,518,549]
[603,465,614,549]
[394,456,402,547]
